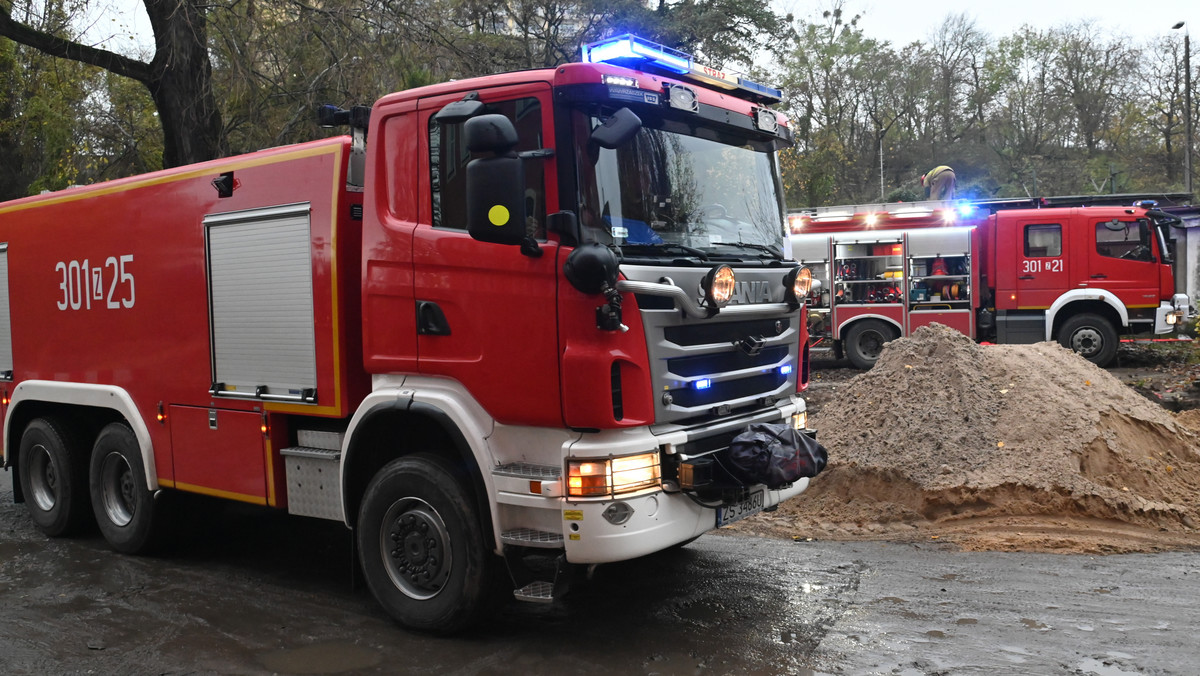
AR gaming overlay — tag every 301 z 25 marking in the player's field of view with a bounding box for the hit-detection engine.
[55,256,135,311]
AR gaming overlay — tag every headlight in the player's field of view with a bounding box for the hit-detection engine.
[702,265,736,308]
[785,266,813,306]
[567,452,661,497]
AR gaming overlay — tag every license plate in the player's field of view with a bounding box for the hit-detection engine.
[716,489,765,527]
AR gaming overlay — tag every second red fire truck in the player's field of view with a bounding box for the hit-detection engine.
[789,197,1193,368]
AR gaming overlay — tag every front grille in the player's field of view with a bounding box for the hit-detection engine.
[669,372,788,408]
[667,345,788,377]
[624,265,802,425]
[644,312,799,423]
[664,318,789,346]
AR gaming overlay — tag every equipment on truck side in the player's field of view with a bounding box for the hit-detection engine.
[0,34,821,633]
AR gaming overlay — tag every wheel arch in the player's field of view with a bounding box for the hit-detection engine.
[3,381,156,493]
[1046,290,1127,341]
[834,314,903,341]
[341,393,496,551]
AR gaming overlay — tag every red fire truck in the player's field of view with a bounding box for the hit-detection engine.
[788,197,1192,369]
[0,35,818,632]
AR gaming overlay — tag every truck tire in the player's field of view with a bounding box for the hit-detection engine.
[1057,313,1118,367]
[844,319,897,370]
[18,417,90,537]
[89,423,161,554]
[357,454,498,633]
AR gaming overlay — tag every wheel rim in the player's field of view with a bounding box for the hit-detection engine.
[858,330,885,359]
[99,451,136,527]
[379,497,453,600]
[26,443,58,512]
[1069,327,1104,358]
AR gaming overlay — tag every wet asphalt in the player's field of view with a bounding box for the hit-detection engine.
[1,476,1198,676]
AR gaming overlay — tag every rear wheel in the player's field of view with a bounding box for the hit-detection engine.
[18,417,90,537]
[844,319,897,370]
[89,423,162,554]
[1057,313,1118,367]
[357,454,499,633]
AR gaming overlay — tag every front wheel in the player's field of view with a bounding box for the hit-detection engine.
[1057,313,1118,367]
[89,423,162,554]
[357,454,499,633]
[843,319,897,370]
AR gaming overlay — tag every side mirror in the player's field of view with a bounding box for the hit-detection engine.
[465,114,526,245]
[563,243,620,294]
[590,108,642,150]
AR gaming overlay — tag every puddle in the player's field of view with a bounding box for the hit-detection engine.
[1077,657,1142,676]
[1020,618,1049,631]
[259,642,382,674]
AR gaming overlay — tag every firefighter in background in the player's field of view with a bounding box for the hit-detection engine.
[921,165,956,200]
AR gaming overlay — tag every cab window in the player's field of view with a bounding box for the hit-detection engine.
[1024,224,1061,257]
[429,97,546,238]
[1096,220,1153,262]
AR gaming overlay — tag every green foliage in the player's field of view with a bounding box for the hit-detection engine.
[773,5,1196,208]
[2,0,1195,205]
[885,187,922,202]
[0,37,91,198]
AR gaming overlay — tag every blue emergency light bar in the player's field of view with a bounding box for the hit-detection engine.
[581,34,783,104]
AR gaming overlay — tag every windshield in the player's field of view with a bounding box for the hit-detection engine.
[573,110,787,261]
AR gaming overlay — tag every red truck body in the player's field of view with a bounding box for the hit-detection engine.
[789,199,1191,368]
[0,36,818,632]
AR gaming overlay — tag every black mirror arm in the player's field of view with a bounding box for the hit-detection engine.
[521,237,544,258]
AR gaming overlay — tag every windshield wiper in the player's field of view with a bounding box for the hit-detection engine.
[617,243,709,261]
[710,241,783,260]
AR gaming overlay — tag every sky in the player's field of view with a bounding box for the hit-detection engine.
[777,0,1196,47]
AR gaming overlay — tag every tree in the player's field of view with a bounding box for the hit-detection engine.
[0,1,92,198]
[1,0,222,167]
[1052,21,1139,155]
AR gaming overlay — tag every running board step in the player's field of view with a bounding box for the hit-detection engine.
[513,581,556,603]
[504,548,570,604]
[501,528,564,548]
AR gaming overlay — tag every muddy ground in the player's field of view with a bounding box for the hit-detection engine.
[734,329,1200,554]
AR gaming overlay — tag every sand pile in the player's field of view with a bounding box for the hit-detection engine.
[740,324,1200,553]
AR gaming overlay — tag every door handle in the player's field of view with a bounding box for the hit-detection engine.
[1018,275,1035,280]
[416,301,452,336]
[1090,274,1107,279]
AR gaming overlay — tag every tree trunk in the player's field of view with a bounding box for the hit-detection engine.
[0,0,223,168]
[144,0,223,167]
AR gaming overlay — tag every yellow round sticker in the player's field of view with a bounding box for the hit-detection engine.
[488,205,510,226]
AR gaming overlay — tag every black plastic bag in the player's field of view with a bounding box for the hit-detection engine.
[725,422,828,489]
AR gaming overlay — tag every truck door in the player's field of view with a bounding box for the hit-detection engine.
[1086,216,1161,311]
[413,85,562,427]
[1007,218,1069,309]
